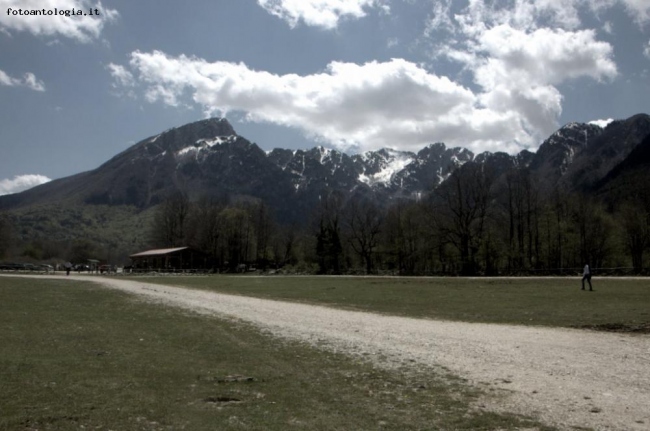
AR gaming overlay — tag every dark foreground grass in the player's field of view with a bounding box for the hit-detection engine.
[135,276,650,329]
[0,277,552,431]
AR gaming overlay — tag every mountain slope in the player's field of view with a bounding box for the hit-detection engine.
[557,114,650,192]
[2,114,649,235]
[595,131,650,205]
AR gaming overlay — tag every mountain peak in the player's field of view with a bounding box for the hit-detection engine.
[174,117,235,137]
[138,117,237,155]
[554,121,601,139]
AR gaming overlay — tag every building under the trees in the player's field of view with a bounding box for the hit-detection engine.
[129,247,210,272]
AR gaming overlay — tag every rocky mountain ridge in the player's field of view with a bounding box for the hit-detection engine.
[2,114,650,224]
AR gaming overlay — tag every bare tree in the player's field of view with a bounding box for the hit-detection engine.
[572,196,614,269]
[539,187,572,271]
[220,205,254,271]
[504,167,542,271]
[0,213,12,258]
[253,202,274,269]
[619,201,650,272]
[150,191,191,247]
[186,197,224,269]
[273,223,299,267]
[314,191,344,274]
[343,199,383,274]
[433,162,495,275]
[384,201,427,275]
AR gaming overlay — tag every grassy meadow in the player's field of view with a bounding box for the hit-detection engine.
[133,275,650,330]
[0,276,554,431]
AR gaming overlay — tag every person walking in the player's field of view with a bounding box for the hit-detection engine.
[581,263,592,291]
[64,261,72,276]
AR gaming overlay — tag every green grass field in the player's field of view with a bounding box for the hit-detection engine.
[0,277,554,431]
[132,275,650,330]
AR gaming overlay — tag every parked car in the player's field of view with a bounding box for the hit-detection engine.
[99,265,113,274]
[39,264,54,273]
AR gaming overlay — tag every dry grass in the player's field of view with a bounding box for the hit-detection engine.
[0,277,553,430]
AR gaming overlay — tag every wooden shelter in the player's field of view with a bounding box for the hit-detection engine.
[129,247,209,272]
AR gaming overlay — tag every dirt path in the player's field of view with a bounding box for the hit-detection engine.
[8,274,650,430]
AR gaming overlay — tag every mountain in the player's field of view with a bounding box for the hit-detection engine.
[528,122,603,186]
[526,115,650,193]
[0,118,264,208]
[556,115,650,192]
[0,116,482,217]
[595,131,650,205]
[1,114,649,250]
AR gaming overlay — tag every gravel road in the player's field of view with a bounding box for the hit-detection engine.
[9,275,650,430]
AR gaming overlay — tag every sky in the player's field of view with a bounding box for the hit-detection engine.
[1,0,649,195]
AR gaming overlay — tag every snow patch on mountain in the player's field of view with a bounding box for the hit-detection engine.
[177,146,199,157]
[197,135,237,147]
[450,154,463,166]
[176,135,237,157]
[358,149,414,186]
[563,122,582,130]
[318,146,332,164]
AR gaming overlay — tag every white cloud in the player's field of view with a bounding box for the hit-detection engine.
[602,21,613,34]
[427,0,618,149]
[109,1,622,156]
[22,72,46,91]
[256,0,388,29]
[107,63,138,99]
[112,50,552,154]
[424,0,455,35]
[473,26,617,87]
[0,175,51,195]
[452,0,650,30]
[0,70,19,86]
[645,40,650,58]
[0,0,118,42]
[619,0,650,25]
[107,63,134,87]
[0,69,45,91]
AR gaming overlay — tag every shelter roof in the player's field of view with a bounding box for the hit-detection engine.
[130,247,189,258]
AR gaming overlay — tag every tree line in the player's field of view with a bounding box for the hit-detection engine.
[150,159,650,275]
